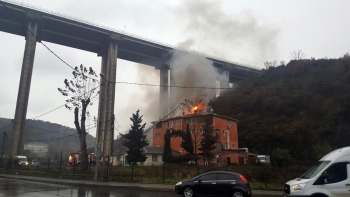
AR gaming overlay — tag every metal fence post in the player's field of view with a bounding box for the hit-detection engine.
[59,152,62,173]
[36,158,39,172]
[131,163,134,182]
[264,166,267,188]
[73,162,76,174]
[47,157,50,173]
[197,164,199,175]
[162,162,165,184]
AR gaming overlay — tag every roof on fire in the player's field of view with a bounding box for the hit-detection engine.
[151,112,238,123]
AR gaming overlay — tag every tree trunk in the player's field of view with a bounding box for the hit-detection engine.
[74,107,88,171]
[80,133,88,171]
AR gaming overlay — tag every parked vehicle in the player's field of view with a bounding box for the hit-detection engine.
[13,155,28,166]
[256,155,271,164]
[31,159,40,166]
[68,152,96,166]
[284,146,350,197]
[175,171,251,197]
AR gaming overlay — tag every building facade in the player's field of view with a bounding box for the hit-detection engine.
[152,113,239,165]
[113,146,181,166]
[23,142,49,157]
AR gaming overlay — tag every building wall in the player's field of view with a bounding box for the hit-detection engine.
[144,154,163,165]
[23,142,49,157]
[113,154,163,166]
[152,114,239,164]
[213,116,238,149]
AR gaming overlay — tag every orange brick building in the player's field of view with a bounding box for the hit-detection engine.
[152,112,239,165]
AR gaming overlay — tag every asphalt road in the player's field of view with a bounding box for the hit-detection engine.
[0,178,279,197]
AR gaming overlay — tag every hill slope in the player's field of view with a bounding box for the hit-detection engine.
[211,56,350,160]
[0,118,95,158]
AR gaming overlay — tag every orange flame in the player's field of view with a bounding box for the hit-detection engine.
[182,99,207,115]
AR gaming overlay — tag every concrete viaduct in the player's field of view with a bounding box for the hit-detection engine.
[0,1,261,158]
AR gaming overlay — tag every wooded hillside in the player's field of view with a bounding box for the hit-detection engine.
[212,55,350,160]
[0,118,95,158]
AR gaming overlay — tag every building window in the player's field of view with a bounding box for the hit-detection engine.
[190,130,193,134]
[175,120,180,125]
[152,155,158,162]
[166,122,169,128]
[215,130,220,139]
[223,130,228,136]
[155,133,161,138]
[156,122,162,128]
[200,129,205,134]
[190,119,193,124]
[170,120,173,128]
[227,120,230,128]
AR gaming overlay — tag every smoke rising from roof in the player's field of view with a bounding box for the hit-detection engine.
[169,51,220,115]
[171,0,280,66]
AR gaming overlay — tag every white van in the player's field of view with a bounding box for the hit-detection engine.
[14,155,29,166]
[256,155,271,164]
[284,146,350,197]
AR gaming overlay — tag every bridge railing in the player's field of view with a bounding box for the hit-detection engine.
[3,0,261,71]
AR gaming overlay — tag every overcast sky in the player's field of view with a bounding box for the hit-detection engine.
[1,0,349,138]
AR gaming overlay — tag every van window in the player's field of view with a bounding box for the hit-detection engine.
[300,161,331,179]
[322,162,348,184]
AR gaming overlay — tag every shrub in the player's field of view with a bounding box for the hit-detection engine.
[271,148,291,168]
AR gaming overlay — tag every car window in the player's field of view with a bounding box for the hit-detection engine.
[218,173,236,180]
[199,173,217,181]
[323,162,348,184]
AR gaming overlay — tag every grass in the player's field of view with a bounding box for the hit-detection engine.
[2,164,303,190]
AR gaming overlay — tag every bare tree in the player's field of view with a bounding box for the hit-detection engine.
[190,116,202,155]
[264,61,278,69]
[290,50,306,60]
[58,65,99,171]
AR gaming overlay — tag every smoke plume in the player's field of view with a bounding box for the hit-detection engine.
[169,51,221,115]
[171,0,280,66]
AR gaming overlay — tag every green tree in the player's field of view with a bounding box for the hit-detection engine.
[271,148,291,168]
[121,110,149,164]
[58,65,99,171]
[162,130,172,162]
[181,124,194,155]
[312,140,333,160]
[198,119,217,163]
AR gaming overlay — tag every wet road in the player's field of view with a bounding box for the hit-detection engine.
[0,178,280,197]
[0,178,177,197]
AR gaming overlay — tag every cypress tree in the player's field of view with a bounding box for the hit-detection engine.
[121,110,149,164]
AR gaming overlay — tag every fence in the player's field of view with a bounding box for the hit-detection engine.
[0,156,309,188]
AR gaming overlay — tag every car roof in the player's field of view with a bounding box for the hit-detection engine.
[200,171,239,176]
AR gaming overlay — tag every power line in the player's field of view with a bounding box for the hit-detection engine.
[0,0,75,71]
[29,104,66,120]
[25,125,96,142]
[0,124,12,131]
[25,122,96,135]
[3,0,350,92]
[24,116,114,140]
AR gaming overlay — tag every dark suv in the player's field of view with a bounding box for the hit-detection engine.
[175,171,252,197]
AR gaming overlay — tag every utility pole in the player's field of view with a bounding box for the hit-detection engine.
[94,73,109,181]
[1,131,7,166]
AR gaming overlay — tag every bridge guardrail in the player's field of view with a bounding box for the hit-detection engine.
[2,0,261,71]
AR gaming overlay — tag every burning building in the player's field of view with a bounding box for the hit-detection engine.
[152,101,240,166]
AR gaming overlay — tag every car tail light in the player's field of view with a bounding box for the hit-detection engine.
[240,175,248,183]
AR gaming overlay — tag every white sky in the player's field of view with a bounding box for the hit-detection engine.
[0,0,349,137]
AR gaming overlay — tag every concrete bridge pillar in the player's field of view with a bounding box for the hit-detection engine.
[10,12,41,157]
[219,70,230,96]
[159,66,169,118]
[97,34,121,157]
